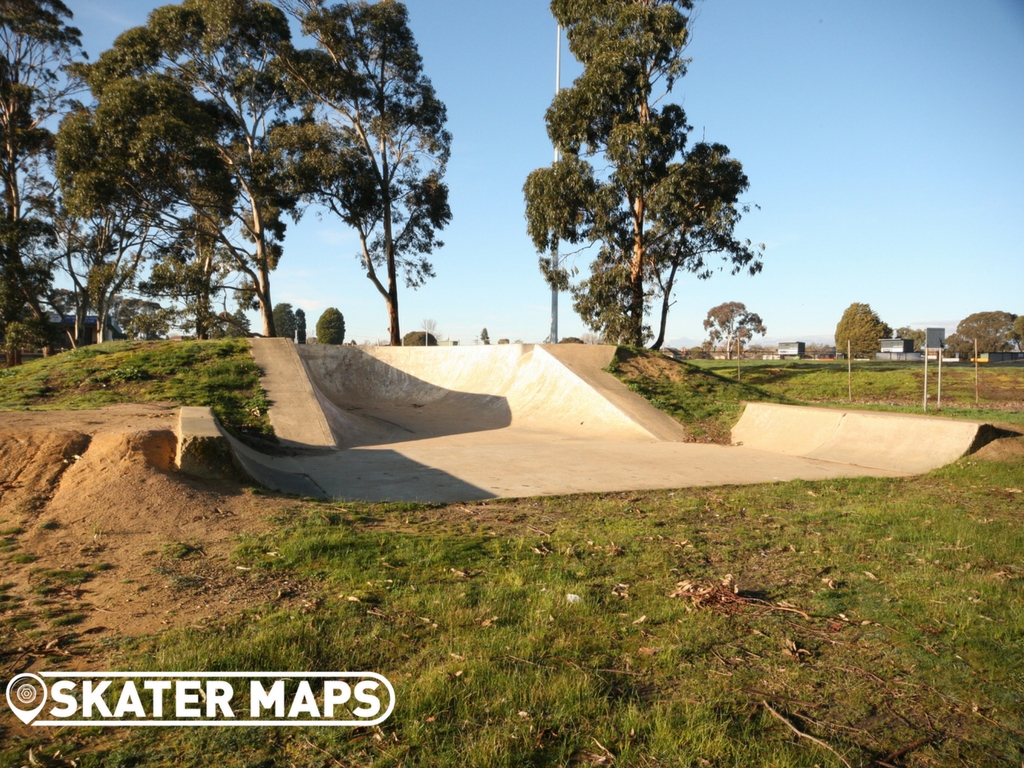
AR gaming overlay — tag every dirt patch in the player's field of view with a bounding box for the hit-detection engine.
[972,433,1024,463]
[614,348,690,384]
[0,405,305,654]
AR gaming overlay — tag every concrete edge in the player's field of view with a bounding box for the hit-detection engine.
[731,401,997,473]
[176,406,328,498]
[538,345,691,442]
[249,337,337,449]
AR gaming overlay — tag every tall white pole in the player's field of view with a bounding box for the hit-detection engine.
[549,24,562,344]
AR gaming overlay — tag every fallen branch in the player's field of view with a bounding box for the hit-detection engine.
[878,736,932,765]
[762,700,852,768]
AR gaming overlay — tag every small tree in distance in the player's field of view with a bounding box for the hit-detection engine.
[402,331,436,346]
[945,311,1018,358]
[316,308,346,345]
[896,326,926,352]
[295,309,306,344]
[835,303,891,359]
[273,303,297,340]
[703,302,766,360]
[480,328,490,345]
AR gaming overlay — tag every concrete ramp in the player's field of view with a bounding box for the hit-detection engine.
[732,402,992,474]
[249,338,335,449]
[298,344,689,448]
[208,344,1000,503]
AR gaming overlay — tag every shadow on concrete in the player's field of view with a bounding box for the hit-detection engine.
[300,347,513,449]
[225,429,496,502]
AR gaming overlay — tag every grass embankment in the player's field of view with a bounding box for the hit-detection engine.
[0,339,270,433]
[608,349,1024,440]
[6,460,1023,766]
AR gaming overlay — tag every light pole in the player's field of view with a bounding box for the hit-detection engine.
[549,23,562,344]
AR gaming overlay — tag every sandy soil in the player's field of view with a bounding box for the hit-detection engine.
[0,404,308,655]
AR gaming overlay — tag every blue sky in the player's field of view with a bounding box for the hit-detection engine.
[71,0,1024,346]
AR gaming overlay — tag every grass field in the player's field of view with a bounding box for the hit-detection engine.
[1,342,1022,766]
[4,461,1022,767]
[0,339,270,433]
[609,350,1024,441]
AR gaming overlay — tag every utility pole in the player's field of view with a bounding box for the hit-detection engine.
[847,340,852,402]
[549,23,562,344]
[923,345,929,413]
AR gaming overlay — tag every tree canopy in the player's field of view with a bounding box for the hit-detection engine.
[280,0,451,346]
[315,305,345,344]
[835,303,891,359]
[0,0,83,354]
[895,326,925,352]
[524,0,762,349]
[703,301,765,359]
[57,0,299,337]
[946,311,1019,358]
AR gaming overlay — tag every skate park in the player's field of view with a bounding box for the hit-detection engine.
[177,339,1000,503]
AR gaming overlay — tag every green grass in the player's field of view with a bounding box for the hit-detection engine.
[0,338,271,432]
[607,347,792,440]
[7,458,1022,767]
[608,350,1024,439]
[692,358,1024,427]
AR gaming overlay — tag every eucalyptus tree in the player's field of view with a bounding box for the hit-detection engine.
[57,0,299,337]
[645,142,762,349]
[50,200,155,347]
[0,0,82,345]
[280,0,451,346]
[702,301,765,359]
[524,0,761,348]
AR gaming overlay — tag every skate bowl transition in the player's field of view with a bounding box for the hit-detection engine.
[177,339,999,502]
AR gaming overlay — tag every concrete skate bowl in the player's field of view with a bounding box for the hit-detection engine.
[297,344,682,448]
[229,340,1003,502]
[732,402,1002,474]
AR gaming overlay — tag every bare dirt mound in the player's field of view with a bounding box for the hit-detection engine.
[971,424,1024,464]
[0,406,307,650]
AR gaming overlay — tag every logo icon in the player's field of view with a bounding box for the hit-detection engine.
[6,673,48,725]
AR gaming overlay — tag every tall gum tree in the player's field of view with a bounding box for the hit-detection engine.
[524,0,761,348]
[57,0,298,337]
[279,0,451,346]
[0,0,82,353]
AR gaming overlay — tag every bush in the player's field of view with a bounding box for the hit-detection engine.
[316,308,346,345]
[402,331,437,346]
[835,303,891,359]
[558,336,584,344]
[273,303,297,339]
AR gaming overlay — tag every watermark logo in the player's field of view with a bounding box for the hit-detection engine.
[4,672,394,727]
[7,673,48,725]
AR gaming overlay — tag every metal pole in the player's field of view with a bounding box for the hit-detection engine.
[549,24,562,344]
[923,346,928,413]
[847,340,852,402]
[975,338,979,407]
[937,342,942,410]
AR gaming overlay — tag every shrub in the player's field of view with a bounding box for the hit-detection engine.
[316,308,346,345]
[402,331,437,346]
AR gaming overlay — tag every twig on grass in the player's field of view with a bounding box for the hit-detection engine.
[762,700,852,768]
[877,736,932,766]
[303,737,349,767]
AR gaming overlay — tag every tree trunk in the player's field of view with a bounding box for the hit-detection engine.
[257,253,276,338]
[650,263,679,351]
[386,244,401,346]
[387,290,400,346]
